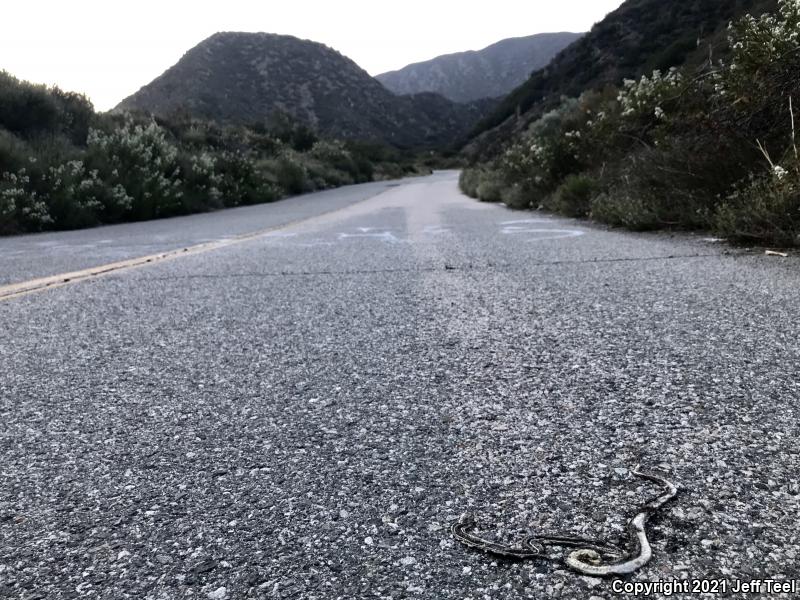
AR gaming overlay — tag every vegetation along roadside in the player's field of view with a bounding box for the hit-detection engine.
[0,73,434,236]
[460,0,800,247]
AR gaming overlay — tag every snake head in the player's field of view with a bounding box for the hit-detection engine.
[569,549,603,566]
[457,513,477,528]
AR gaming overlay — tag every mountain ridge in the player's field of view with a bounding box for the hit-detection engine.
[376,32,583,102]
[117,32,494,149]
[464,0,779,157]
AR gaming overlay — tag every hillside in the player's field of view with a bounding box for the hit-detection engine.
[465,0,778,157]
[459,0,800,247]
[117,32,492,149]
[376,33,582,102]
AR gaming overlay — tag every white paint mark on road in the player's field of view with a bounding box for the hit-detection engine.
[499,219,586,240]
[338,231,406,244]
[501,226,586,241]
[500,219,553,225]
[293,241,337,248]
[355,227,397,233]
[422,225,451,235]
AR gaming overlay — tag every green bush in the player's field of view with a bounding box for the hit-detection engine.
[0,168,53,232]
[500,184,533,210]
[41,160,107,229]
[268,112,318,152]
[350,153,375,181]
[0,128,30,174]
[0,72,96,144]
[475,171,506,203]
[181,151,224,211]
[273,153,310,195]
[306,159,355,189]
[51,88,95,145]
[589,149,714,230]
[590,190,664,230]
[715,168,800,246]
[459,168,482,198]
[216,151,280,206]
[461,166,534,207]
[548,174,599,217]
[86,120,183,220]
[0,72,61,138]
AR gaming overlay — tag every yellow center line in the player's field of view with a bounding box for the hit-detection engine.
[0,189,388,302]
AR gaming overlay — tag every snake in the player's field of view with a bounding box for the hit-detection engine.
[451,467,678,577]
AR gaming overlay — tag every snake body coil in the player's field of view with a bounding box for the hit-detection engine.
[451,468,678,577]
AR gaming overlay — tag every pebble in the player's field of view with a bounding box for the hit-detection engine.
[207,587,227,600]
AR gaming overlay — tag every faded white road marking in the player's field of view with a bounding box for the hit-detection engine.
[500,219,554,225]
[422,225,451,235]
[337,231,406,244]
[263,232,300,239]
[501,226,586,241]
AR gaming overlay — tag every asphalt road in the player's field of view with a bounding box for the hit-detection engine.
[1,171,798,599]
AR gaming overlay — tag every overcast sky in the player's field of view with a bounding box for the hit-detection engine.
[1,0,624,111]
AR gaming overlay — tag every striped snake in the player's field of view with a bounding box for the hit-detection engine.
[451,467,678,577]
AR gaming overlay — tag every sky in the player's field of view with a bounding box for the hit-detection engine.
[1,0,625,111]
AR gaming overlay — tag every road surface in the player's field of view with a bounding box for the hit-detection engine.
[1,171,798,598]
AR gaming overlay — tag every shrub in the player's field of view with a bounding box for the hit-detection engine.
[51,88,95,145]
[86,120,183,220]
[42,160,106,229]
[0,128,30,174]
[590,189,664,230]
[616,68,683,124]
[589,148,715,230]
[309,140,362,182]
[0,73,96,144]
[273,152,310,195]
[268,112,318,152]
[0,169,52,232]
[715,166,800,246]
[500,184,533,210]
[721,1,800,111]
[182,151,224,211]
[0,72,61,138]
[475,171,506,203]
[459,168,482,198]
[246,131,282,156]
[549,174,599,217]
[216,151,280,206]
[373,162,405,181]
[496,102,586,195]
[350,153,375,181]
[306,159,355,189]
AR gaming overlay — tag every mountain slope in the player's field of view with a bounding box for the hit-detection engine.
[376,33,582,102]
[466,0,778,156]
[117,32,493,149]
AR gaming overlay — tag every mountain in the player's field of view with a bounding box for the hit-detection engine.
[116,32,494,149]
[376,33,583,102]
[465,0,778,157]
